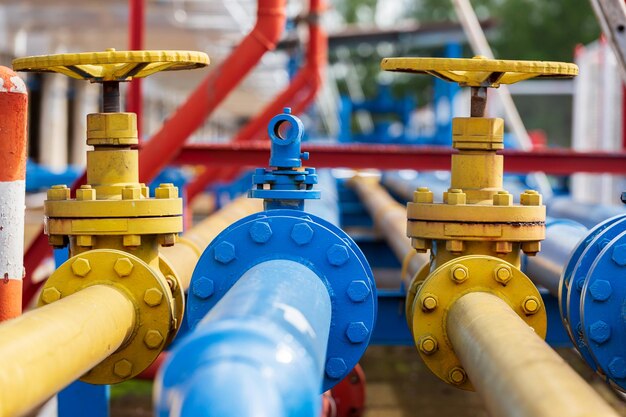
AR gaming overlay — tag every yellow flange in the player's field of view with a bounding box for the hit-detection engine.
[38,249,180,384]
[381,56,578,87]
[13,49,209,81]
[410,255,546,391]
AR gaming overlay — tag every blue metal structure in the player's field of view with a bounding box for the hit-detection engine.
[157,109,377,416]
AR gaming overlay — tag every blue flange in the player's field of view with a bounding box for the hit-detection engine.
[563,215,626,370]
[582,229,626,391]
[187,209,377,392]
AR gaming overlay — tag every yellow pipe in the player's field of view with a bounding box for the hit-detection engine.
[447,292,620,417]
[161,196,263,290]
[347,176,428,282]
[0,285,135,417]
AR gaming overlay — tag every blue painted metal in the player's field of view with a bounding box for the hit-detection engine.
[186,209,376,391]
[26,159,81,192]
[53,248,110,417]
[249,107,319,210]
[158,260,331,417]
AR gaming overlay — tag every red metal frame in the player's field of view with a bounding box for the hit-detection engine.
[173,142,626,175]
[185,0,328,202]
[127,0,145,138]
[138,0,288,183]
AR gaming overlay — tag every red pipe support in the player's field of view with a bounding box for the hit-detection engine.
[173,142,626,175]
[0,68,28,320]
[185,0,327,202]
[138,0,287,183]
[127,0,145,138]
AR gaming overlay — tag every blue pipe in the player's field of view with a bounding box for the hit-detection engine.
[156,259,332,417]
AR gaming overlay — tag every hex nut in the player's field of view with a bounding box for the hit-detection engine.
[495,241,513,254]
[521,241,541,256]
[144,330,164,349]
[446,240,464,253]
[214,241,236,264]
[492,191,512,206]
[192,277,215,299]
[447,189,466,205]
[158,233,177,247]
[249,221,272,243]
[414,187,434,203]
[155,183,178,199]
[76,185,96,201]
[412,238,432,252]
[346,322,370,343]
[327,244,350,266]
[608,357,626,379]
[123,234,141,247]
[325,357,348,379]
[71,257,91,277]
[612,244,626,266]
[521,296,541,315]
[418,335,438,355]
[122,186,141,200]
[494,264,513,285]
[450,264,469,284]
[520,190,542,206]
[448,367,467,385]
[76,235,94,247]
[290,223,314,245]
[114,258,134,277]
[48,235,67,248]
[113,359,133,378]
[347,280,370,302]
[41,287,61,304]
[589,280,613,302]
[421,294,438,312]
[143,288,164,307]
[47,185,70,201]
[588,320,611,344]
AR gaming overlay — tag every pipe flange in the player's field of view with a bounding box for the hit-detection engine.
[158,254,185,346]
[38,249,179,384]
[562,215,626,371]
[581,229,626,391]
[411,255,546,390]
[187,209,377,392]
[405,262,430,331]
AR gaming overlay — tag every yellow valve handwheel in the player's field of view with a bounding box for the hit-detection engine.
[12,48,209,82]
[381,56,578,87]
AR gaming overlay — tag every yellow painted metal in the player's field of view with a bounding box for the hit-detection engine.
[161,196,264,290]
[0,285,135,417]
[87,113,138,146]
[39,249,178,384]
[411,255,546,390]
[447,292,620,417]
[12,49,209,81]
[381,56,578,87]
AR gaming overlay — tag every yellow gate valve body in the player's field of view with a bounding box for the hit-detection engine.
[381,56,578,390]
[13,49,209,383]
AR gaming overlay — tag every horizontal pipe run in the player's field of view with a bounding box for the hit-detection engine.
[156,259,332,417]
[447,292,620,417]
[0,285,135,417]
[161,197,263,290]
[524,218,587,295]
[547,197,626,228]
[348,176,428,281]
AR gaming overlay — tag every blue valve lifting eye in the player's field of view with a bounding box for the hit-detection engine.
[267,107,304,147]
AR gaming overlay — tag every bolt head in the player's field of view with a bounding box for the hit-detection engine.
[609,357,626,379]
[325,357,348,379]
[71,257,91,277]
[418,335,438,355]
[47,185,70,201]
[249,221,272,243]
[522,296,541,315]
[450,264,469,284]
[143,287,164,307]
[494,264,512,285]
[346,322,370,343]
[520,190,542,206]
[114,258,134,277]
[76,235,93,247]
[347,280,370,302]
[41,287,61,304]
[589,320,611,344]
[493,191,512,206]
[521,241,541,256]
[158,233,177,247]
[412,238,431,252]
[446,190,466,205]
[192,277,215,299]
[76,186,96,201]
[143,330,164,349]
[446,240,464,253]
[155,183,178,199]
[113,359,133,378]
[327,244,350,266]
[589,280,612,302]
[214,241,236,264]
[612,244,626,266]
[414,188,434,203]
[123,234,141,247]
[421,294,438,311]
[597,238,611,251]
[448,367,467,385]
[290,223,314,245]
[122,186,141,200]
[48,235,67,248]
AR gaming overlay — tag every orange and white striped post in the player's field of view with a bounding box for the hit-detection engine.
[0,67,27,321]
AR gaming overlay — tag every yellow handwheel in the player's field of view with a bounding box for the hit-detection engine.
[381,55,578,88]
[13,48,209,82]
